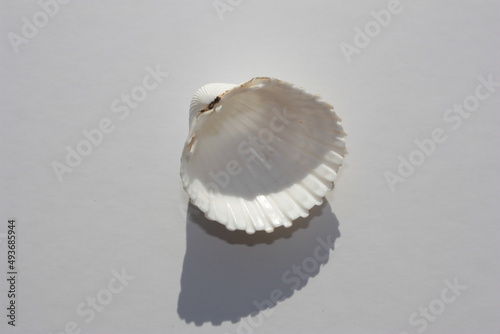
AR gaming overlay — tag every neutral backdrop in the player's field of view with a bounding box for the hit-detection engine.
[1,1,499,333]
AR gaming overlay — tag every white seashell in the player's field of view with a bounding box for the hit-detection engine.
[180,77,347,234]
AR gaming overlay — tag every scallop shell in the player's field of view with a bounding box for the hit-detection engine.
[180,77,347,234]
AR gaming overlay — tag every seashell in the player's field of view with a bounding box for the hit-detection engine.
[180,77,347,234]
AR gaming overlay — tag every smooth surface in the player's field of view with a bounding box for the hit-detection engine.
[1,1,499,333]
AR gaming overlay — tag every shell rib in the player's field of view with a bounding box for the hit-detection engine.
[180,77,347,234]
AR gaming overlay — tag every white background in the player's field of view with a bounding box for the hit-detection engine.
[1,1,499,333]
